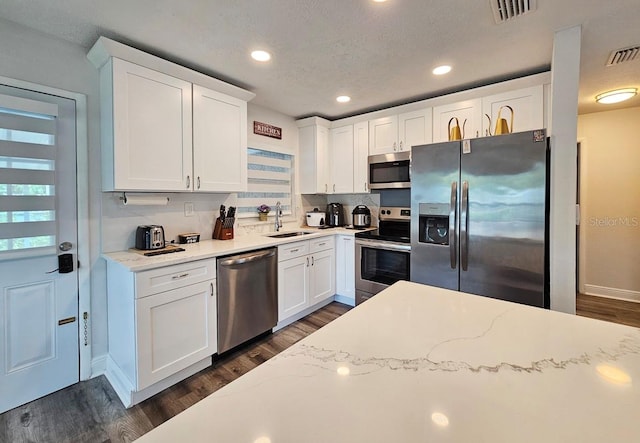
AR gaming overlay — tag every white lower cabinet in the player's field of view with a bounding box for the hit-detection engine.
[335,235,355,306]
[277,237,335,324]
[105,258,217,407]
[136,280,217,390]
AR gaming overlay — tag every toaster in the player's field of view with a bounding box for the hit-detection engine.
[135,225,165,250]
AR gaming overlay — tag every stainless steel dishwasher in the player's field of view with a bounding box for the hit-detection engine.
[216,247,278,354]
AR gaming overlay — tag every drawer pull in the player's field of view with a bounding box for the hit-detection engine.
[290,248,299,253]
[318,242,325,246]
[172,273,189,280]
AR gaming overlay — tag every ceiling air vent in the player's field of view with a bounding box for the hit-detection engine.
[606,46,639,66]
[490,0,537,24]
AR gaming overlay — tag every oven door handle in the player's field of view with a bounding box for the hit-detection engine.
[355,239,411,252]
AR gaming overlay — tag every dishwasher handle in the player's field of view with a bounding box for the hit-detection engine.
[218,248,276,266]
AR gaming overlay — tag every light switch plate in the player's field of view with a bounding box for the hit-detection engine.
[184,202,195,217]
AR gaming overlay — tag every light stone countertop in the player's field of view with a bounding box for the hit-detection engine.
[103,227,366,272]
[136,280,640,443]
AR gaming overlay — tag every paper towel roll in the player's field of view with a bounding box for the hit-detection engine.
[121,193,169,206]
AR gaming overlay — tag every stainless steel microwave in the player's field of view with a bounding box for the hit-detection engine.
[368,151,410,189]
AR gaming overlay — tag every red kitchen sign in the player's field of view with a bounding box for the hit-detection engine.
[253,121,282,140]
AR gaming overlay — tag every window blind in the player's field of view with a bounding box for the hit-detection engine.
[236,147,293,218]
[0,93,58,254]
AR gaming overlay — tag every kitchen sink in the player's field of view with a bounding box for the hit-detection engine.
[266,231,313,238]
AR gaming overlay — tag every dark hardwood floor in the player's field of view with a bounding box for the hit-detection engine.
[2,295,639,442]
[0,302,351,443]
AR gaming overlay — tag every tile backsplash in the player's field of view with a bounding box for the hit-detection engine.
[101,191,383,253]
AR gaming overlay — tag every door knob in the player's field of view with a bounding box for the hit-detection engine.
[59,242,72,251]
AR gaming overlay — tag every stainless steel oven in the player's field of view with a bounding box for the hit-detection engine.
[355,207,411,304]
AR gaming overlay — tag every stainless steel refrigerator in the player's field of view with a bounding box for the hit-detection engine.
[410,130,549,308]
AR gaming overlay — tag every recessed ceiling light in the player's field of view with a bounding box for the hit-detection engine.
[251,50,271,62]
[336,95,351,103]
[432,65,452,75]
[372,0,387,3]
[595,88,637,104]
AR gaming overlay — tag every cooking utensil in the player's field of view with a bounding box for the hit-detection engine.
[306,209,325,227]
[352,205,371,228]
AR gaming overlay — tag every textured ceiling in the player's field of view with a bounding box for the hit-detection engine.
[0,0,638,119]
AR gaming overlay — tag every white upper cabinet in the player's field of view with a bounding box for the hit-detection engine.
[108,58,193,191]
[369,109,432,155]
[481,85,544,137]
[353,121,369,193]
[398,109,433,151]
[433,85,545,142]
[433,99,483,143]
[329,125,354,194]
[193,85,247,192]
[369,115,398,155]
[88,37,254,193]
[298,118,330,194]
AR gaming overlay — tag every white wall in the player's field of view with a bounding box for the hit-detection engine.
[577,107,640,301]
[549,26,581,314]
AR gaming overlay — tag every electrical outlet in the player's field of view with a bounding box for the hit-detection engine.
[184,202,195,217]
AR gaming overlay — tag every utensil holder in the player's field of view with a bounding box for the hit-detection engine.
[213,217,234,240]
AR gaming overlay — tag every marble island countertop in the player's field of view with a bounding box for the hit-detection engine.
[103,227,365,272]
[137,281,640,442]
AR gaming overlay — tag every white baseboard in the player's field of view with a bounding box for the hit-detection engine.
[90,354,107,378]
[333,294,355,307]
[104,355,211,408]
[583,284,640,303]
[274,297,334,331]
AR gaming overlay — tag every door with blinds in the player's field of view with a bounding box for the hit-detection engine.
[0,84,79,413]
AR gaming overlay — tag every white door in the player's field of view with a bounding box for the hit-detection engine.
[0,85,78,413]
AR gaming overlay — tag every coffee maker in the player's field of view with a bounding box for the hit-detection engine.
[325,203,346,227]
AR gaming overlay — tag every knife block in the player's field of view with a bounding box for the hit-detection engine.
[213,217,234,240]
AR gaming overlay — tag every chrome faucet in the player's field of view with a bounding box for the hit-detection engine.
[275,201,283,231]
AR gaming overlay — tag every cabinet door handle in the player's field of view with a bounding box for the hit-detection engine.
[306,257,309,267]
[399,140,403,151]
[325,184,328,193]
[210,282,214,296]
[365,182,368,192]
[186,175,191,189]
[172,273,189,280]
[393,142,397,151]
[197,176,201,189]
[311,256,315,266]
[333,184,336,192]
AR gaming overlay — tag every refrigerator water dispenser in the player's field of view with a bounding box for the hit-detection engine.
[419,215,449,245]
[418,203,450,245]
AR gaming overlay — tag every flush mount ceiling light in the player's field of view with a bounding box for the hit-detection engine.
[432,65,452,75]
[336,95,351,103]
[595,88,637,104]
[251,50,271,62]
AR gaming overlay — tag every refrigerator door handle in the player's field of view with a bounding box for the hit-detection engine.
[449,181,458,269]
[460,180,469,271]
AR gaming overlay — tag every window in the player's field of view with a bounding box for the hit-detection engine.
[0,94,58,254]
[236,147,293,218]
